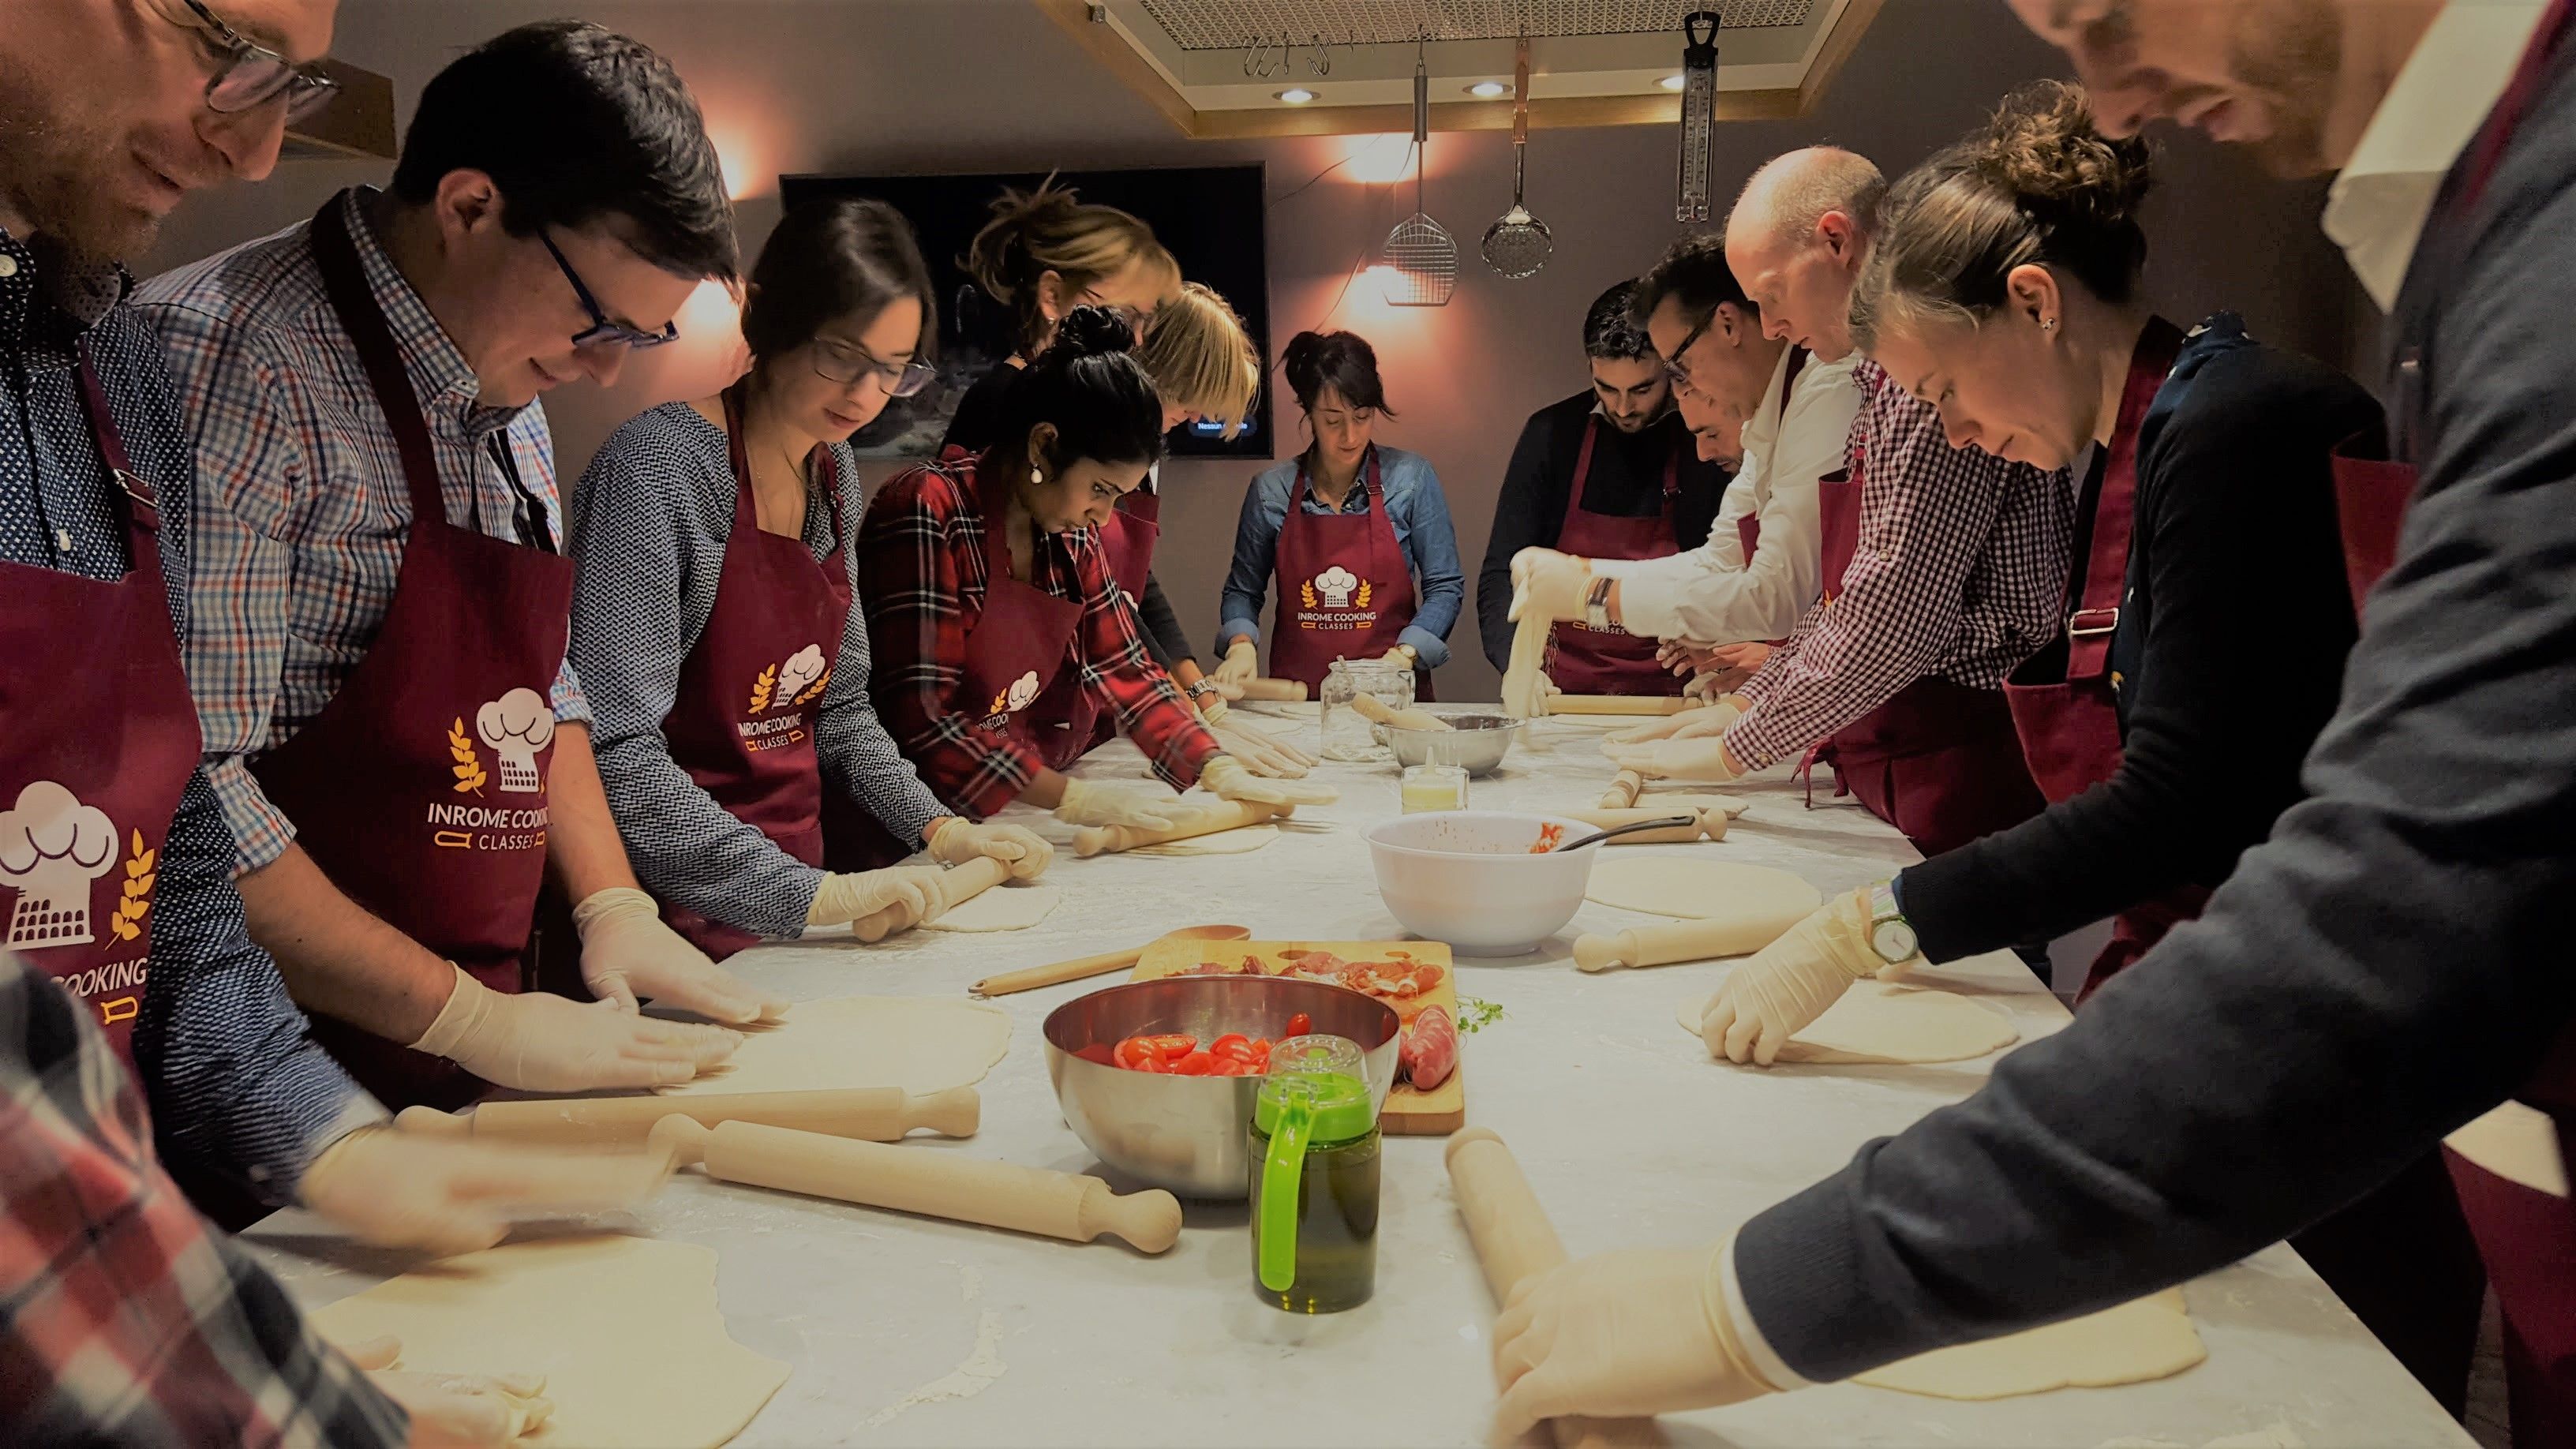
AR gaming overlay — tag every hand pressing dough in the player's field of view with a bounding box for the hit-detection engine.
[663,996,1009,1097]
[1129,823,1279,856]
[308,1237,788,1447]
[1588,856,1822,920]
[1676,979,2019,1065]
[1853,1289,2206,1399]
[924,882,1061,931]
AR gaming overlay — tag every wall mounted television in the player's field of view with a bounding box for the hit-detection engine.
[778,163,1272,461]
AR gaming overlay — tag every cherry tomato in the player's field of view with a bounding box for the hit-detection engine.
[1114,1038,1154,1070]
[1171,1050,1218,1076]
[1285,1013,1312,1038]
[1074,1043,1116,1067]
[1210,1033,1256,1064]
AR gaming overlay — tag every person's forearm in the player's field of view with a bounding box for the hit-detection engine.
[237,841,456,1043]
[544,721,642,902]
[1171,658,1208,692]
[1020,769,1069,810]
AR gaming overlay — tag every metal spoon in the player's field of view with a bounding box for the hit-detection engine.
[1548,817,1699,852]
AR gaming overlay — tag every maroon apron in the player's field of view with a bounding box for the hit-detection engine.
[657,385,853,960]
[1266,447,1426,696]
[1734,350,1810,564]
[1545,417,1685,695]
[2381,3,2576,1440]
[2001,318,2207,1000]
[1803,438,2046,859]
[249,197,573,1114]
[0,352,197,1067]
[1082,483,1164,756]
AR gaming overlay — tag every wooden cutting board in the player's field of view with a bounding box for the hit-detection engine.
[1130,938,1465,1136]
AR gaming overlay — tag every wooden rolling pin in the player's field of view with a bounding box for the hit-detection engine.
[1237,678,1308,702]
[1347,688,1448,734]
[852,855,1008,941]
[650,1117,1183,1252]
[1447,1129,1667,1449]
[394,1086,980,1145]
[1571,904,1811,972]
[1549,695,1691,717]
[1560,806,1727,844]
[1598,769,1645,808]
[1073,799,1286,858]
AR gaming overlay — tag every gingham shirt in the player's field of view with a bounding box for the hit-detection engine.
[0,227,375,1205]
[132,188,586,874]
[0,952,406,1447]
[1728,361,2072,770]
[571,403,948,938]
[858,451,1219,818]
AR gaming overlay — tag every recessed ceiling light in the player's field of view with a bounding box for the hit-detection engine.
[1276,88,1317,104]
[1465,80,1509,99]
[1659,73,1687,91]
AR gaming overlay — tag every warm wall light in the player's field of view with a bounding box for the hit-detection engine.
[1339,133,1421,185]
[1658,73,1687,91]
[1464,80,1507,98]
[706,122,769,201]
[1277,87,1317,103]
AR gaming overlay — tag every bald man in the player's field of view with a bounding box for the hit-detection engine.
[1576,149,2072,863]
[1487,7,2576,1443]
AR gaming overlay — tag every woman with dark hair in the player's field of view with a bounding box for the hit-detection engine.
[1214,330,1463,695]
[860,307,1330,831]
[570,199,1050,960]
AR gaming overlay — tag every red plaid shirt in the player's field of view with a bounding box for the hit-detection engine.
[858,452,1218,818]
[0,957,406,1447]
[1729,361,2073,770]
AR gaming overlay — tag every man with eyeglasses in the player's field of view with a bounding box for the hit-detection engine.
[131,20,774,1145]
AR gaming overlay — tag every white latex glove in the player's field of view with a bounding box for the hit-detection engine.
[1203,698,1318,777]
[1604,695,1747,747]
[342,1338,553,1446]
[298,1126,672,1256]
[1601,732,1748,784]
[1054,777,1179,830]
[1701,885,1915,1065]
[1200,754,1339,807]
[571,887,783,1024]
[1507,547,1593,625]
[1491,1238,1780,1443]
[413,968,740,1092]
[927,815,1053,881]
[1210,638,1260,698]
[807,864,945,931]
[1685,667,1752,701]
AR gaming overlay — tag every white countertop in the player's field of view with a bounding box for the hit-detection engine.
[246,706,2474,1447]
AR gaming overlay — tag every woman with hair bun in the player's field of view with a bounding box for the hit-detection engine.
[857,306,1331,837]
[1493,81,2478,1432]
[1214,330,1463,695]
[571,199,1046,960]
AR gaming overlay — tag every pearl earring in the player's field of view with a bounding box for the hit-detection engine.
[1030,466,1044,485]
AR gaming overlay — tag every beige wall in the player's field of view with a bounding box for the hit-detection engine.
[147,0,2365,699]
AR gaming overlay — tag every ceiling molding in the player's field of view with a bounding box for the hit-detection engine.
[1038,0,1878,139]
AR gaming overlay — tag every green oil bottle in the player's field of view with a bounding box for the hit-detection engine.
[1249,1035,1381,1313]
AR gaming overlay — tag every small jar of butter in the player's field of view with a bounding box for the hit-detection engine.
[1399,763,1469,813]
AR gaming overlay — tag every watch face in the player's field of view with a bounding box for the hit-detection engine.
[1873,918,1918,964]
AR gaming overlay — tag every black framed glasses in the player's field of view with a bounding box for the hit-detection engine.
[170,0,339,122]
[1660,304,1717,391]
[814,339,935,398]
[538,230,680,350]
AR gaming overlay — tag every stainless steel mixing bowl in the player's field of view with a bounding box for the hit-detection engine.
[1044,975,1401,1198]
[1383,712,1520,776]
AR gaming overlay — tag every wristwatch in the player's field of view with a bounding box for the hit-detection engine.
[1185,678,1220,701]
[1866,882,1919,965]
[1584,576,1616,632]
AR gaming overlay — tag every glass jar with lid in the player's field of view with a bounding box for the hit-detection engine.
[1319,657,1416,762]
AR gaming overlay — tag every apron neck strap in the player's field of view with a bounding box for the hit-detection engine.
[2064,315,2188,666]
[70,342,166,571]
[310,192,447,528]
[1297,444,1377,511]
[722,378,848,549]
[976,450,1027,580]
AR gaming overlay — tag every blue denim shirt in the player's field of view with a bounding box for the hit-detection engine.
[1217,444,1464,666]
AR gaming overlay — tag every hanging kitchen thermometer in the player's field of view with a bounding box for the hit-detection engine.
[1675,11,1720,223]
[1381,42,1458,306]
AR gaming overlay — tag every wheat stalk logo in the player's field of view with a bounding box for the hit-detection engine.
[749,664,777,714]
[447,717,488,795]
[794,665,831,706]
[107,829,155,942]
[1356,580,1373,608]
[1301,579,1317,608]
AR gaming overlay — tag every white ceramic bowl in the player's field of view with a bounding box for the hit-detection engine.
[1364,811,1597,956]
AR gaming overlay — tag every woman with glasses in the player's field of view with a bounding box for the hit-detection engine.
[569,199,1050,960]
[1214,330,1464,696]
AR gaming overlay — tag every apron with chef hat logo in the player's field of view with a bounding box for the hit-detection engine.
[1267,446,1425,695]
[0,350,196,1066]
[1544,415,1685,696]
[249,194,572,1114]
[657,384,852,960]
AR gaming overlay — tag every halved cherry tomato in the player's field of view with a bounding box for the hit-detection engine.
[1140,1033,1196,1059]
[1170,1050,1218,1076]
[1209,1033,1256,1064]
[1285,1013,1312,1038]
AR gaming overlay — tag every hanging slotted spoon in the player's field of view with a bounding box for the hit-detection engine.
[1382,46,1458,306]
[1482,38,1552,279]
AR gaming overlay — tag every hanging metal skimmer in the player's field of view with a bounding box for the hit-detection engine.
[1481,36,1552,279]
[1382,48,1457,306]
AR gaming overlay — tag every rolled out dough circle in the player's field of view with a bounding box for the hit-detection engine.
[307,1236,789,1447]
[663,995,1010,1096]
[1588,856,1822,920]
[1676,979,2019,1065]
[925,882,1061,931]
[1130,823,1279,856]
[1854,1289,2206,1398]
